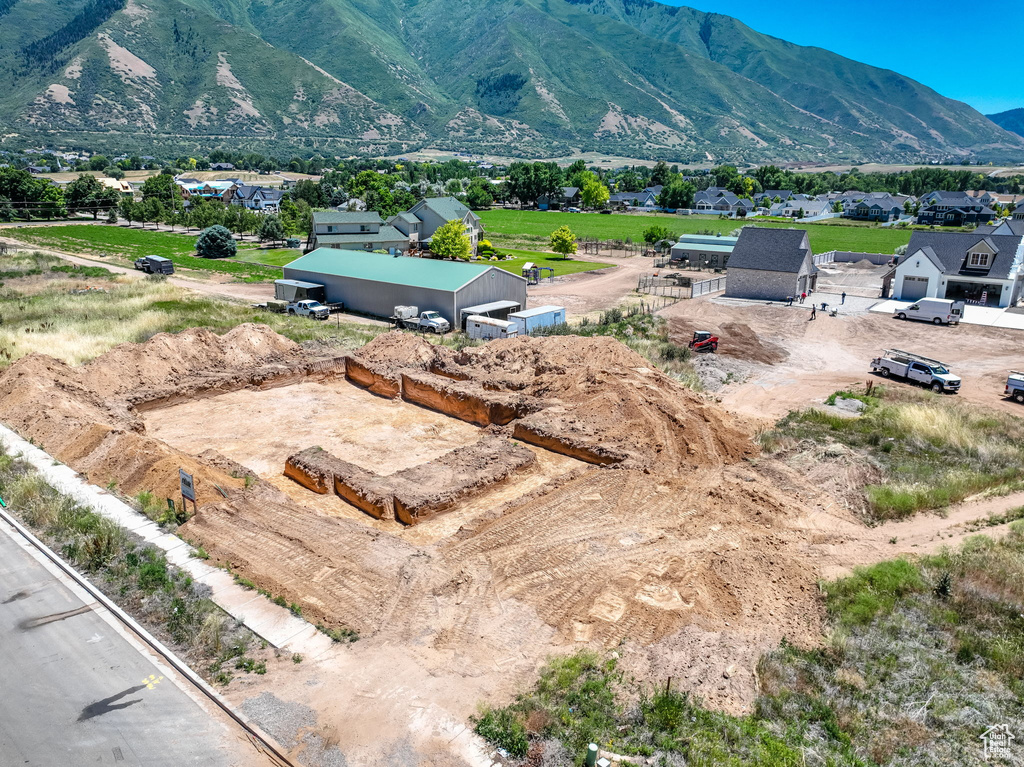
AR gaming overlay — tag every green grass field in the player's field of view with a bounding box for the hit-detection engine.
[6,225,282,282]
[479,210,912,256]
[231,248,302,267]
[487,249,613,277]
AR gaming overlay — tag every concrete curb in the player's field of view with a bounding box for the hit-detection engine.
[0,423,335,658]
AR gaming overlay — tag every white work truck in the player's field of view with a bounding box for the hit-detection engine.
[1005,371,1024,404]
[286,300,330,320]
[393,306,450,334]
[870,349,961,394]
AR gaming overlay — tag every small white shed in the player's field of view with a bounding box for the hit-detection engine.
[466,315,519,341]
[507,305,567,335]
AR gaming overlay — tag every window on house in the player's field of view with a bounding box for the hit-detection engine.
[327,225,334,233]
[360,224,369,232]
[968,252,990,268]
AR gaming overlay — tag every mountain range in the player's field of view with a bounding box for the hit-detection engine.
[1,0,1022,163]
[988,108,1024,140]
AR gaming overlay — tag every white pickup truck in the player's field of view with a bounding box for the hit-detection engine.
[286,300,330,320]
[870,349,961,394]
[393,306,450,334]
[1005,371,1024,404]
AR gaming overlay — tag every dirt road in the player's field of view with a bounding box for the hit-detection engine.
[526,253,650,313]
[660,297,1024,422]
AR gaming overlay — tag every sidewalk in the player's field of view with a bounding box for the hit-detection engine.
[870,299,1024,330]
[0,423,336,659]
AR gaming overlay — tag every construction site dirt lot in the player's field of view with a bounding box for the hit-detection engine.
[3,316,1024,765]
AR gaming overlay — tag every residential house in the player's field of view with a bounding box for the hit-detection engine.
[209,163,235,171]
[309,210,409,253]
[693,190,753,216]
[724,228,818,300]
[643,185,664,198]
[387,196,482,251]
[772,199,833,218]
[916,196,996,226]
[891,231,1024,307]
[844,194,903,222]
[975,220,1024,237]
[538,186,581,210]
[669,234,737,269]
[609,190,657,209]
[754,190,794,205]
[98,177,134,197]
[224,185,285,212]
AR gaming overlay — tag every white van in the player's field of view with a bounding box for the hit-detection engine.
[465,315,519,341]
[894,298,964,326]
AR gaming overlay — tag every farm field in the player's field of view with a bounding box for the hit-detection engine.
[479,209,913,255]
[5,224,283,281]
[488,248,613,277]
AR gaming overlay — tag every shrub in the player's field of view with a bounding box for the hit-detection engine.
[472,707,529,758]
[196,225,237,259]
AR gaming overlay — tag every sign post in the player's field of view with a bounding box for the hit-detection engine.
[179,469,197,516]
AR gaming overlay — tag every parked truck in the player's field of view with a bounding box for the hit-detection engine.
[393,306,450,334]
[870,349,961,393]
[286,299,330,320]
[133,255,174,274]
[1005,371,1024,404]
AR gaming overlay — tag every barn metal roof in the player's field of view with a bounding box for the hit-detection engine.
[285,249,516,292]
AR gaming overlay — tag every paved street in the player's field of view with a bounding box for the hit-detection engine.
[0,520,268,767]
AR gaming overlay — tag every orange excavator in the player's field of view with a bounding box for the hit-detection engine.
[688,331,719,353]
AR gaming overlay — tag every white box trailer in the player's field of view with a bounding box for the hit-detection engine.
[508,305,566,335]
[466,315,519,340]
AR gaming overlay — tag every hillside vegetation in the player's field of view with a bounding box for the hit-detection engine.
[1,0,1021,162]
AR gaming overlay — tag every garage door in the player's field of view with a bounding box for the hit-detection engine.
[901,276,929,301]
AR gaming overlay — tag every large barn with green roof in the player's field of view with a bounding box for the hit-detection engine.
[283,249,527,324]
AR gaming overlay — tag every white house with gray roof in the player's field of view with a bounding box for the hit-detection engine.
[892,231,1024,307]
[724,228,818,300]
[308,211,409,252]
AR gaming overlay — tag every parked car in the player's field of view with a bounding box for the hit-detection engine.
[870,349,961,393]
[1005,371,1024,404]
[893,298,964,326]
[565,207,581,213]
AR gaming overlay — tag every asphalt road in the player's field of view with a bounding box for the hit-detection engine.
[0,522,267,766]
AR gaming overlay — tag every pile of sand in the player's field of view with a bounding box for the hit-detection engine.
[351,333,755,470]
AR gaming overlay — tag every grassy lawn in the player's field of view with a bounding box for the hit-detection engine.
[6,224,281,282]
[479,209,912,256]
[231,248,302,267]
[486,248,613,277]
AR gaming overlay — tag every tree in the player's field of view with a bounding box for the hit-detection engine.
[465,178,494,210]
[430,219,472,261]
[119,198,136,226]
[196,225,237,259]
[0,197,12,223]
[105,166,126,180]
[257,214,287,245]
[643,225,673,252]
[580,178,609,210]
[141,173,179,204]
[657,180,695,211]
[549,225,577,260]
[650,161,670,188]
[142,198,165,229]
[65,174,119,220]
[89,155,109,171]
[106,206,118,224]
[617,169,641,192]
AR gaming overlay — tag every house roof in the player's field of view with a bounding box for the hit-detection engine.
[727,228,814,274]
[234,185,284,201]
[394,212,420,223]
[285,249,515,292]
[314,225,407,245]
[562,186,579,197]
[313,210,384,225]
[976,219,1024,236]
[904,231,1024,280]
[414,196,473,222]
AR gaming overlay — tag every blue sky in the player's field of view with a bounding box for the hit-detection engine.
[662,1,1024,115]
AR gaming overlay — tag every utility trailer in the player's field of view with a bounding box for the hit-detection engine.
[870,349,961,394]
[133,255,174,274]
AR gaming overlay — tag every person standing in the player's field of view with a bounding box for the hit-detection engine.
[800,292,807,304]
[809,305,816,320]
[841,291,847,304]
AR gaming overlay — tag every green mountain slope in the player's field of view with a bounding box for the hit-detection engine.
[0,0,1021,162]
[988,108,1024,139]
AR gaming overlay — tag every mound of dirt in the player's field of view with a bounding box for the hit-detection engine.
[351,334,755,470]
[667,318,787,365]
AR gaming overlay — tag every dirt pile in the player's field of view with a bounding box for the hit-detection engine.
[667,318,787,365]
[0,324,306,504]
[349,333,755,470]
